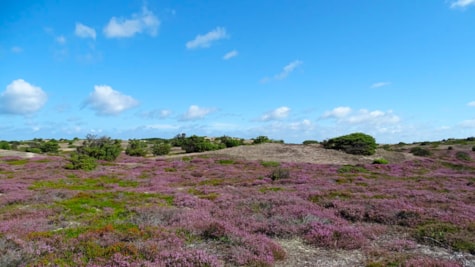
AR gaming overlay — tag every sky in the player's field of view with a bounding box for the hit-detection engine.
[1,0,475,144]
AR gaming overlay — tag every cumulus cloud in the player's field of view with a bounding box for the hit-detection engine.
[468,101,475,107]
[180,105,215,121]
[322,106,352,119]
[450,0,475,8]
[261,60,303,83]
[75,23,96,39]
[55,35,67,44]
[223,50,238,60]
[261,106,291,121]
[322,106,400,125]
[186,27,229,49]
[84,85,139,115]
[0,79,48,115]
[370,82,391,88]
[103,6,160,38]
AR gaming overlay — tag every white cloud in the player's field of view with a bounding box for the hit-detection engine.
[468,101,475,107]
[181,105,215,121]
[145,124,180,130]
[0,79,48,115]
[322,106,400,125]
[84,85,139,115]
[138,109,172,119]
[55,35,66,44]
[261,60,303,82]
[186,27,229,49]
[261,106,291,121]
[450,0,475,8]
[103,6,160,38]
[322,106,352,119]
[11,46,23,53]
[223,50,238,60]
[75,23,96,39]
[370,82,391,88]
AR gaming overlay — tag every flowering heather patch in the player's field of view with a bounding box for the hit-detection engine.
[0,146,474,266]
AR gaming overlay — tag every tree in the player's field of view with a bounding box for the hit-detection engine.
[76,134,122,161]
[322,132,377,155]
[152,142,171,156]
[40,140,60,153]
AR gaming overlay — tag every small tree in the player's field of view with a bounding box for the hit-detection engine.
[152,142,171,156]
[253,136,271,144]
[125,139,148,157]
[322,132,377,155]
[218,136,243,148]
[77,134,122,161]
[0,141,11,150]
[40,140,60,153]
[181,135,221,153]
[65,152,98,170]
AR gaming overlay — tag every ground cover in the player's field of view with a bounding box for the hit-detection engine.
[0,146,474,266]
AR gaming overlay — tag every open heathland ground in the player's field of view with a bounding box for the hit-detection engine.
[0,142,474,266]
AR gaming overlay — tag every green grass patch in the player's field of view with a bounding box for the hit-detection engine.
[259,187,283,193]
[198,178,224,186]
[30,175,139,191]
[164,167,177,172]
[3,158,29,165]
[261,161,280,167]
[414,222,475,253]
[188,188,219,201]
[217,159,235,165]
[441,161,475,171]
[338,165,368,173]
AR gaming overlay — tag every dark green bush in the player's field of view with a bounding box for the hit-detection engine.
[152,142,171,156]
[76,134,122,161]
[269,167,290,181]
[322,132,377,155]
[472,146,475,152]
[170,133,187,147]
[65,152,97,170]
[302,140,319,145]
[0,141,11,150]
[125,139,148,157]
[253,136,271,144]
[410,147,432,157]
[181,135,222,153]
[218,136,243,148]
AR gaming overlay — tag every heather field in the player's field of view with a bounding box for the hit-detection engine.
[0,144,474,266]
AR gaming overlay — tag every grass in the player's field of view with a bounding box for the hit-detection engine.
[261,161,280,167]
[30,175,139,191]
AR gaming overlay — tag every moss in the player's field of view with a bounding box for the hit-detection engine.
[261,161,280,167]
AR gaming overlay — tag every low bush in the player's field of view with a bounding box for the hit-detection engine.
[322,132,377,155]
[152,143,171,156]
[125,139,148,157]
[253,136,271,144]
[269,167,290,181]
[372,158,388,164]
[77,134,122,161]
[302,140,319,145]
[455,151,471,161]
[410,147,432,157]
[65,152,98,170]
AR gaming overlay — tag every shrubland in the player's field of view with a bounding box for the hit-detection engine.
[0,136,474,266]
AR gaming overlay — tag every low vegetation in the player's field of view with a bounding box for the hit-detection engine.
[0,135,474,265]
[322,132,377,155]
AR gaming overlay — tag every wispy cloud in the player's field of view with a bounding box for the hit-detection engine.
[322,106,400,125]
[261,60,303,83]
[11,46,23,53]
[370,81,391,88]
[138,109,172,119]
[186,27,229,49]
[75,23,96,39]
[468,101,475,107]
[450,0,475,8]
[84,85,139,115]
[261,106,291,121]
[103,6,160,38]
[180,105,216,121]
[0,79,48,115]
[56,35,67,44]
[223,50,238,60]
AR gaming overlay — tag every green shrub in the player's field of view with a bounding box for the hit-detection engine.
[252,136,271,144]
[302,140,319,145]
[39,140,60,153]
[322,132,377,155]
[269,167,290,181]
[0,141,11,150]
[261,161,280,167]
[372,158,388,164]
[152,142,171,155]
[181,135,221,153]
[218,136,243,148]
[125,139,148,157]
[472,146,475,152]
[455,151,471,161]
[65,152,97,170]
[76,134,122,161]
[410,147,432,157]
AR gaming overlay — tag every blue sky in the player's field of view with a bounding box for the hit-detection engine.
[1,0,475,144]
